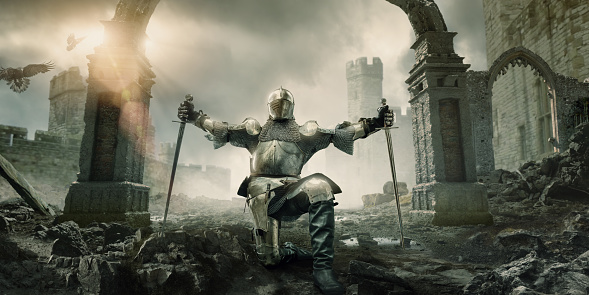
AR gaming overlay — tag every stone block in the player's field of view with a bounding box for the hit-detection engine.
[411,182,493,226]
[60,181,150,227]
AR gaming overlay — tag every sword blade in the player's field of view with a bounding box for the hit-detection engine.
[160,121,186,235]
[384,127,405,249]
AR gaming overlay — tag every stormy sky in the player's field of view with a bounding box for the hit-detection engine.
[0,0,487,203]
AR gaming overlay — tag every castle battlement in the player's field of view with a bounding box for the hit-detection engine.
[49,66,86,100]
[0,124,28,142]
[346,57,383,79]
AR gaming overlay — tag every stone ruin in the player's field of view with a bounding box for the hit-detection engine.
[59,0,160,227]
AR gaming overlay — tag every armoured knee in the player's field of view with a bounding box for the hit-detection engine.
[301,178,335,204]
[253,217,282,267]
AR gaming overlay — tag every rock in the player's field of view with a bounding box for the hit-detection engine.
[361,193,395,208]
[103,223,135,246]
[137,265,174,289]
[488,169,507,183]
[77,255,121,295]
[539,155,559,176]
[349,260,411,294]
[383,181,409,196]
[356,234,378,248]
[463,251,545,295]
[493,230,547,259]
[48,221,90,257]
[564,210,589,232]
[0,216,12,233]
[52,238,86,257]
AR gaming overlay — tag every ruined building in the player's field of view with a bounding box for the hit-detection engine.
[326,57,415,201]
[481,0,589,171]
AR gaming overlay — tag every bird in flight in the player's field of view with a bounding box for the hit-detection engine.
[66,33,86,51]
[0,62,55,93]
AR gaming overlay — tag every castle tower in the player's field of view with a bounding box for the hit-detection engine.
[48,67,87,139]
[344,57,389,198]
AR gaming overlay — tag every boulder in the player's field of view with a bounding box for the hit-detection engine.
[47,221,90,257]
[362,193,395,208]
[383,181,409,196]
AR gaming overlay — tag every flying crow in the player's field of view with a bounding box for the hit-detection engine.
[0,62,55,93]
[67,33,86,51]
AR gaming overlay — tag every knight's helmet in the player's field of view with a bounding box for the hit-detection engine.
[267,86,295,120]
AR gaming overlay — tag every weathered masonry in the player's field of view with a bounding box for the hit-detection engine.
[474,0,589,173]
[387,0,493,226]
[59,0,160,227]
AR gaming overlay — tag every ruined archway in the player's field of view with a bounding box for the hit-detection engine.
[487,46,557,92]
[469,46,589,177]
[488,47,557,171]
[386,0,493,226]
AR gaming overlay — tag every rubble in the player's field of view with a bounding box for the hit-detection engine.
[0,123,586,294]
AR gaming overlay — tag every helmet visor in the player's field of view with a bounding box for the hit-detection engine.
[269,99,293,120]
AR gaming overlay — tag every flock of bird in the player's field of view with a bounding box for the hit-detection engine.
[0,33,86,93]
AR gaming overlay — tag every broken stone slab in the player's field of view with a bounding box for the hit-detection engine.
[0,153,55,216]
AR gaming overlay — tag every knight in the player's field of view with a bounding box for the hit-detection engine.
[178,87,391,295]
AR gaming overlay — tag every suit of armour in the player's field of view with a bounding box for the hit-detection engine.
[178,88,390,295]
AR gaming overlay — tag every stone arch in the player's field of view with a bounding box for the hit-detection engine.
[487,46,558,161]
[386,0,448,38]
[487,46,557,94]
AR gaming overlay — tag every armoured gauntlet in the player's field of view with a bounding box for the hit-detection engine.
[177,99,209,131]
[356,104,394,138]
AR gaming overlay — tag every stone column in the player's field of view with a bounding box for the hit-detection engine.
[407,31,493,226]
[466,70,495,177]
[60,17,156,227]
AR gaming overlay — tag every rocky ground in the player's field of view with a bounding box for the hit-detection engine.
[0,124,588,295]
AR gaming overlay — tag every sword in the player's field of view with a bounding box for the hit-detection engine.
[160,94,193,236]
[380,110,405,249]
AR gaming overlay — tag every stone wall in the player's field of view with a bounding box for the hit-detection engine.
[144,148,232,200]
[484,0,588,80]
[0,125,80,188]
[483,0,589,171]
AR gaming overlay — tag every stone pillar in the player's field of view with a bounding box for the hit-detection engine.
[466,70,495,177]
[60,16,156,227]
[407,31,493,226]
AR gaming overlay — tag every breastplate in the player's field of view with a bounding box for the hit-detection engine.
[251,140,304,176]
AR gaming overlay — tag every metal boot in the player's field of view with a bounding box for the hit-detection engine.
[309,200,345,295]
